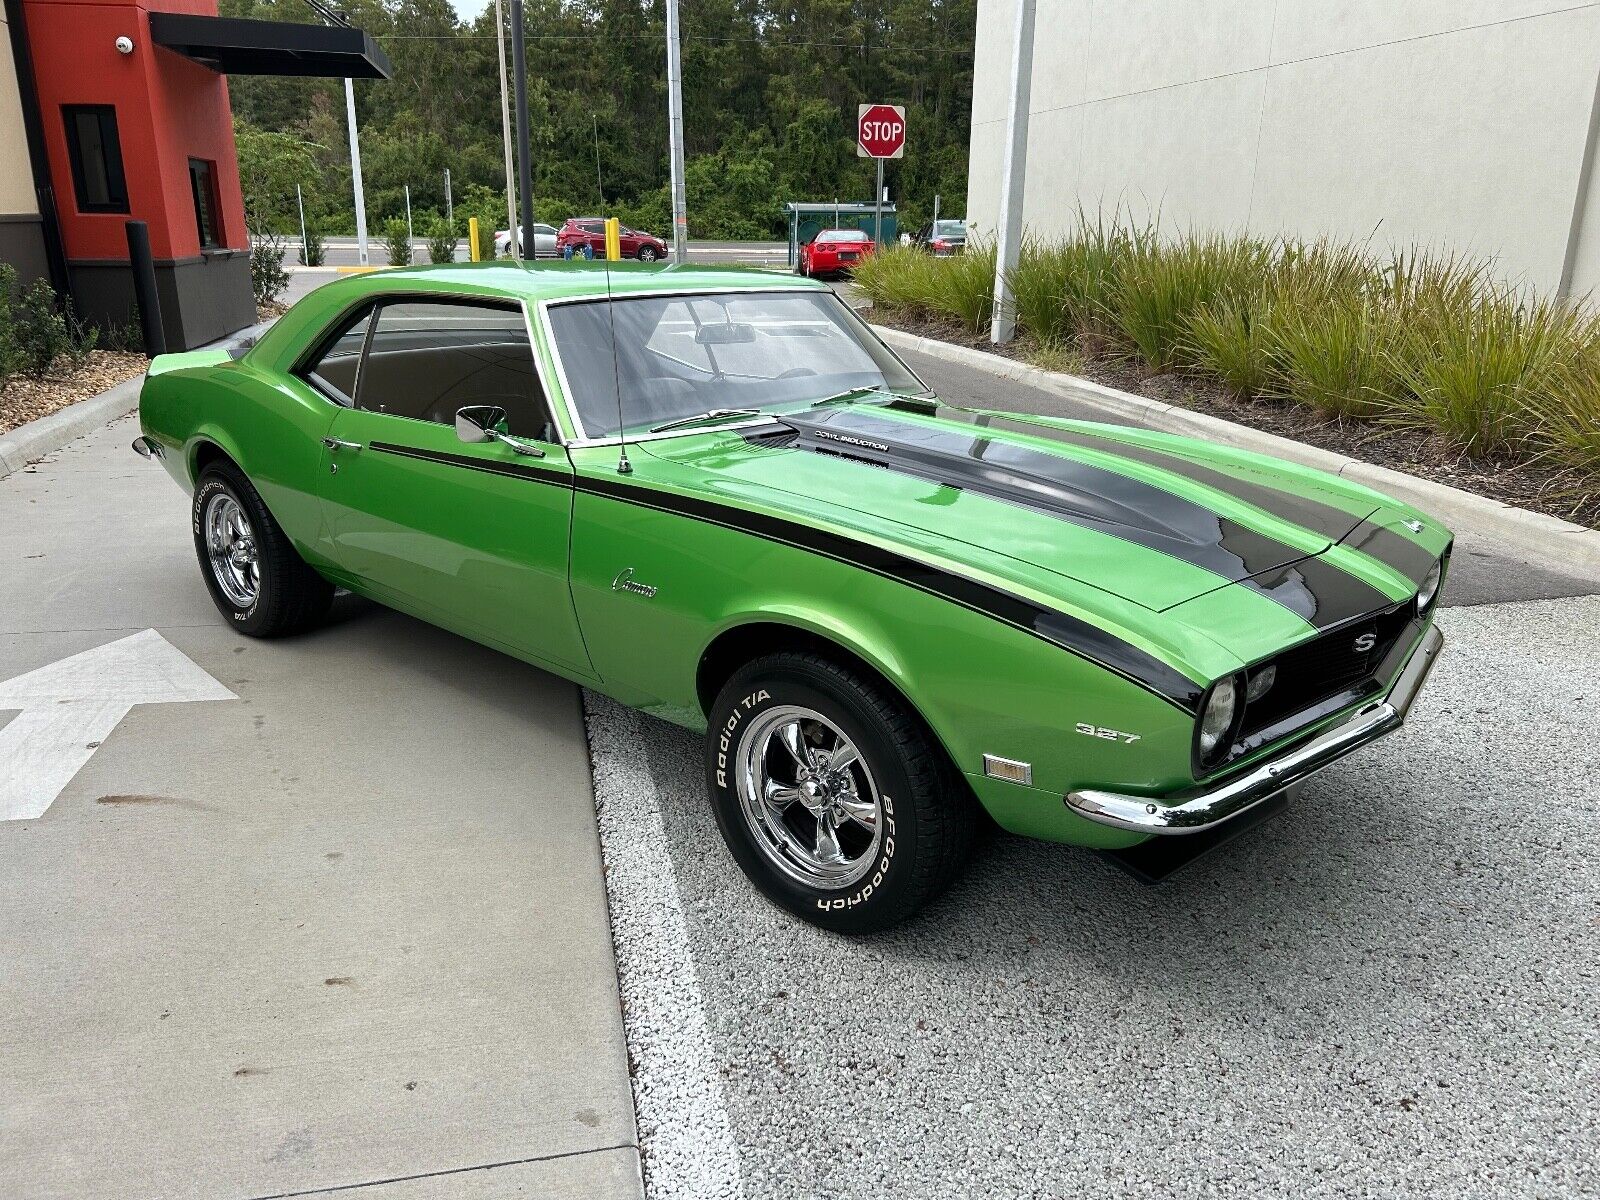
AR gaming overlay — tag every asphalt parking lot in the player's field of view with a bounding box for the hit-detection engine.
[3,281,1598,1197]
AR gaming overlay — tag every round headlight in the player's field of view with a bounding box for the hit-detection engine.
[1197,676,1240,760]
[1416,559,1443,611]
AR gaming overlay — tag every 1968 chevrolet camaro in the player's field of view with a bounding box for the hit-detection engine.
[134,263,1449,931]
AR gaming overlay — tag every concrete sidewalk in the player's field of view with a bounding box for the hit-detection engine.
[0,418,641,1197]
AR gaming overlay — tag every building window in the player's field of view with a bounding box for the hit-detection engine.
[188,158,222,249]
[63,105,129,214]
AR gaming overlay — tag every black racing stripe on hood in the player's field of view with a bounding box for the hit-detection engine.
[786,408,1392,629]
[1342,519,1441,588]
[927,408,1372,542]
[574,472,1204,712]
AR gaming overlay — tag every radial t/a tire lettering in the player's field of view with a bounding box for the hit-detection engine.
[705,652,974,933]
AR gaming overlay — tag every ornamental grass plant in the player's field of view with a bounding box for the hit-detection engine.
[860,214,1600,490]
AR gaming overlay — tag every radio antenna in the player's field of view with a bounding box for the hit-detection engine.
[595,116,630,474]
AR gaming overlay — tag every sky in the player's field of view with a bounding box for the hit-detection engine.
[450,0,489,20]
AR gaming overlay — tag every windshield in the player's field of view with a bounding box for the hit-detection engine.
[817,230,869,243]
[547,290,924,439]
[933,221,966,238]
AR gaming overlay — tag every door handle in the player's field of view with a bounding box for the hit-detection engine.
[322,437,363,451]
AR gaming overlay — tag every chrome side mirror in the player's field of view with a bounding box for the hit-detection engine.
[454,405,546,458]
[455,405,507,444]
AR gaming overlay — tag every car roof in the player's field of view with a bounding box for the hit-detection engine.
[248,263,834,366]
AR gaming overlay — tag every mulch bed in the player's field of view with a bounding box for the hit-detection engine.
[0,351,148,437]
[873,310,1600,531]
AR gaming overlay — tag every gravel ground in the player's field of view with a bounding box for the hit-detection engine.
[588,595,1600,1199]
[0,350,146,435]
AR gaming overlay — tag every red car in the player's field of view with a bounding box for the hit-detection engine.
[556,217,668,262]
[798,229,875,277]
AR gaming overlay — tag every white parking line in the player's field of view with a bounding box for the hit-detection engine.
[584,694,743,1199]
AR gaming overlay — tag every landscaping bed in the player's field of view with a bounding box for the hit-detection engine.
[854,226,1600,531]
[0,351,147,437]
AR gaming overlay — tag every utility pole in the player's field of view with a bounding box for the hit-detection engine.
[990,0,1035,344]
[665,0,688,263]
[510,0,535,252]
[344,77,368,266]
[933,193,940,228]
[404,183,413,242]
[296,182,308,262]
[493,0,518,257]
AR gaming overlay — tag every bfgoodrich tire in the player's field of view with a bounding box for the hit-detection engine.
[192,462,333,638]
[705,652,974,932]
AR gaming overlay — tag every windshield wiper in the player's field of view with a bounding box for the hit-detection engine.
[812,387,937,411]
[648,407,762,434]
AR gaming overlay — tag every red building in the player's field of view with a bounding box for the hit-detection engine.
[1,0,387,349]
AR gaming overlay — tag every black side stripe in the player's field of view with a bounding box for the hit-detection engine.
[932,406,1371,543]
[785,409,1393,630]
[369,441,574,486]
[573,472,1205,712]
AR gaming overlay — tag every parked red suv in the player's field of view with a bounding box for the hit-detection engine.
[556,217,668,262]
[797,229,874,277]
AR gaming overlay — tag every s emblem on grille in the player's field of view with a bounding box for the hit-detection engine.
[1352,632,1378,653]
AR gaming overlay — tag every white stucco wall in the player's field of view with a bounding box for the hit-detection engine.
[966,0,1600,298]
[0,14,41,218]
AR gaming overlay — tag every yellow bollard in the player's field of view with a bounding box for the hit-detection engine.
[604,217,621,262]
[468,217,481,262]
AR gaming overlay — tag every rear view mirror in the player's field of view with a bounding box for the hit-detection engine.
[695,322,757,346]
[455,405,508,443]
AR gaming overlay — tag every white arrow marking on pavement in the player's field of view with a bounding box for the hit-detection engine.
[0,629,237,821]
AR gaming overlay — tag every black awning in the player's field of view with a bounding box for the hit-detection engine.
[148,13,393,79]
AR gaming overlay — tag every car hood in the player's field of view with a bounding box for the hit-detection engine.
[637,401,1443,659]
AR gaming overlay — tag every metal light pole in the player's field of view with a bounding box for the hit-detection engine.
[444,168,453,226]
[296,182,308,262]
[933,193,940,229]
[344,77,369,266]
[990,0,1036,344]
[404,183,413,242]
[665,0,688,262]
[493,0,518,257]
[510,0,535,251]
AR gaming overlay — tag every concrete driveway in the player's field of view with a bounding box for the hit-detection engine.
[0,421,641,1198]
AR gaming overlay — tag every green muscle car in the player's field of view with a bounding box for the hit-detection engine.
[133,263,1449,931]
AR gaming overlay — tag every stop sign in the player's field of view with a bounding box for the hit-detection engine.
[857,104,906,160]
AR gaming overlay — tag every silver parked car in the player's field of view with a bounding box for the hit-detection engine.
[493,222,559,258]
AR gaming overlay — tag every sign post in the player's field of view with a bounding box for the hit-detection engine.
[857,103,905,246]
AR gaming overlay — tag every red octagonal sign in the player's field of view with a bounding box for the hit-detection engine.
[857,103,906,160]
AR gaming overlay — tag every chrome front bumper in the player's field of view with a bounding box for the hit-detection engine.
[1065,624,1445,836]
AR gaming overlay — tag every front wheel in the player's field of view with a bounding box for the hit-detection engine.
[705,652,974,932]
[637,244,660,262]
[192,463,332,637]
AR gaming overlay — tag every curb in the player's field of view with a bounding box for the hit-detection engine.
[874,324,1600,574]
[0,376,143,482]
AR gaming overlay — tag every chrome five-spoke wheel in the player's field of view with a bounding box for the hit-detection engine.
[734,704,883,889]
[203,492,259,608]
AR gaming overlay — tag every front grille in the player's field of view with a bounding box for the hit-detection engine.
[1239,603,1413,738]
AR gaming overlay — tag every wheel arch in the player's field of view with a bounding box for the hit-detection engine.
[695,616,966,784]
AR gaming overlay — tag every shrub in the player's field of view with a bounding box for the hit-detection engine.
[426,218,458,265]
[250,231,290,306]
[299,228,326,267]
[385,219,413,267]
[928,240,996,332]
[9,276,77,378]
[1525,322,1600,475]
[1110,231,1271,372]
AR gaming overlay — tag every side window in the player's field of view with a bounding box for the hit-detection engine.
[63,105,129,214]
[300,306,374,405]
[357,300,556,440]
[580,221,604,236]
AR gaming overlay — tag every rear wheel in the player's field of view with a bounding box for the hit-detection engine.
[192,463,332,637]
[705,652,974,932]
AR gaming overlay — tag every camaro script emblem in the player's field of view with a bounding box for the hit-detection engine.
[612,568,658,598]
